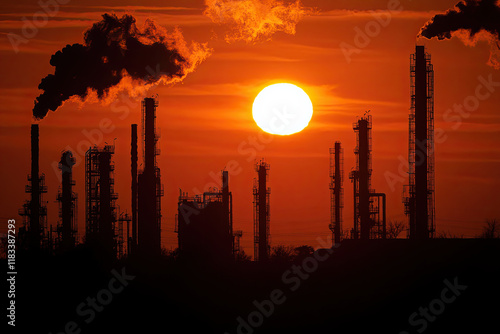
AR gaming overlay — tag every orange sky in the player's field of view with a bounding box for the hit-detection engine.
[1,0,499,255]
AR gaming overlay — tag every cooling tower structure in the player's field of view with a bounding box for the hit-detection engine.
[253,161,270,262]
[403,45,435,240]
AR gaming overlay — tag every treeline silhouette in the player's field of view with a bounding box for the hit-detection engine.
[4,229,500,334]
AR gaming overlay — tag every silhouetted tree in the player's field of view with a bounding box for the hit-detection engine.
[270,245,295,263]
[436,230,463,239]
[235,249,251,262]
[294,245,314,262]
[386,221,406,239]
[161,247,170,257]
[478,219,500,239]
[161,248,179,260]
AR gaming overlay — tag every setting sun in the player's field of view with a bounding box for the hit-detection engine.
[252,83,313,136]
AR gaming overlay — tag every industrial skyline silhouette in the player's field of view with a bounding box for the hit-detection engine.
[2,1,500,333]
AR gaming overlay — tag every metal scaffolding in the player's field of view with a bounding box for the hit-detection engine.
[404,45,435,240]
[117,212,131,258]
[85,145,118,258]
[369,193,386,239]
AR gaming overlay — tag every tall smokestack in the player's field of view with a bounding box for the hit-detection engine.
[254,161,270,262]
[353,117,372,240]
[131,124,138,252]
[143,98,156,172]
[330,142,343,245]
[138,97,162,256]
[404,46,435,240]
[20,124,47,251]
[414,46,429,240]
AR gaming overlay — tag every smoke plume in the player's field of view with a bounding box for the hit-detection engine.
[419,0,500,68]
[33,13,212,119]
[203,0,311,43]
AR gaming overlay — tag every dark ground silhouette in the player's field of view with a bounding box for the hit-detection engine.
[5,238,500,334]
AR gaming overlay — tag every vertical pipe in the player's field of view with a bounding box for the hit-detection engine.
[353,175,358,240]
[98,152,113,256]
[229,192,233,255]
[131,124,138,250]
[222,171,231,257]
[143,98,155,173]
[59,151,75,250]
[30,124,40,250]
[126,218,130,255]
[138,98,161,256]
[382,194,386,239]
[334,142,342,244]
[358,119,370,240]
[258,164,268,262]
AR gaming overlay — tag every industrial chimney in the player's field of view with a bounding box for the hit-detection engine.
[137,97,163,256]
[330,142,344,245]
[349,115,387,240]
[253,161,270,262]
[19,124,47,252]
[350,117,372,240]
[404,45,435,240]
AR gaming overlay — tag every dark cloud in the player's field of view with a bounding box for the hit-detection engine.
[419,0,500,68]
